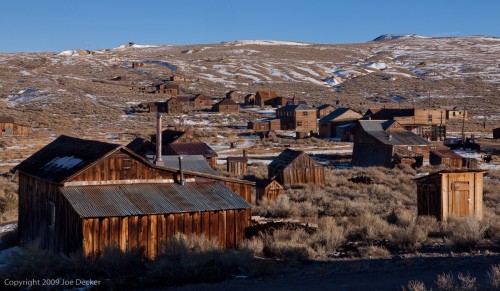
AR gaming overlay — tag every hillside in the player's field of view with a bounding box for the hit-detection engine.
[0,35,499,168]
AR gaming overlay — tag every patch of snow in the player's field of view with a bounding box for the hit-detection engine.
[42,156,84,170]
[268,65,295,81]
[229,40,310,46]
[20,70,32,76]
[372,34,430,41]
[115,44,159,49]
[182,49,193,54]
[57,50,80,57]
[364,62,389,70]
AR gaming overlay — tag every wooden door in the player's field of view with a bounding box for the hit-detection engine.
[451,181,469,217]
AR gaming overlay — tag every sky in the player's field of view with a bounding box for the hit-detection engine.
[0,0,499,52]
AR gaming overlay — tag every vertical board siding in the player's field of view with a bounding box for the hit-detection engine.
[82,209,250,259]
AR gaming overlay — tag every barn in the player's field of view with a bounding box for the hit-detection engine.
[415,170,485,221]
[0,116,30,136]
[13,135,252,258]
[268,148,324,185]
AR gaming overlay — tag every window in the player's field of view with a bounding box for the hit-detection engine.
[428,114,433,122]
[302,111,308,116]
[297,121,303,127]
[48,201,56,229]
[453,112,456,117]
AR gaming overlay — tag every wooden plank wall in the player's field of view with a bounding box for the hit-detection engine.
[256,182,284,203]
[0,123,30,136]
[227,160,247,176]
[82,209,250,259]
[224,181,252,204]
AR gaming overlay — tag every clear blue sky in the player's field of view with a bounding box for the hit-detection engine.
[1,0,499,52]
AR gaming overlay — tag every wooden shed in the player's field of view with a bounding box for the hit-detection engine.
[430,150,463,168]
[192,94,212,108]
[415,170,485,221]
[227,156,248,176]
[268,148,325,185]
[314,104,335,119]
[244,94,256,106]
[0,116,30,136]
[13,135,252,259]
[212,98,240,113]
[256,179,284,203]
[165,97,183,114]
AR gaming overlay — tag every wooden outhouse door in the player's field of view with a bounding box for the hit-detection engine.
[451,181,469,217]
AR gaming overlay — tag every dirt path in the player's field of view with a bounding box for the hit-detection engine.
[166,254,500,290]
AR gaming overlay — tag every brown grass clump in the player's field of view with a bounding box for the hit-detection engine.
[402,280,428,291]
[358,245,391,259]
[445,217,487,251]
[488,264,500,289]
[263,228,312,262]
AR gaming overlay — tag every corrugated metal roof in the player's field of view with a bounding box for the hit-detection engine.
[276,104,315,112]
[359,120,398,132]
[168,142,218,157]
[431,150,463,159]
[159,155,216,175]
[14,135,119,183]
[369,108,415,120]
[61,181,251,218]
[368,131,430,146]
[319,108,361,123]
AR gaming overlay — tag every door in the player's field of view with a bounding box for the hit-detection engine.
[451,181,470,217]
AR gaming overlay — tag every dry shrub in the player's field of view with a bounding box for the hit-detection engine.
[436,272,456,291]
[389,223,428,251]
[7,242,61,280]
[238,237,264,257]
[349,212,393,243]
[263,228,312,261]
[252,195,291,218]
[446,216,487,251]
[457,272,477,291]
[311,217,345,255]
[488,264,500,289]
[402,280,428,291]
[358,245,391,259]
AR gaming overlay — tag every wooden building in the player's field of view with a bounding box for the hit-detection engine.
[14,135,252,258]
[256,179,284,203]
[268,148,325,185]
[365,108,446,141]
[227,156,248,176]
[430,150,463,168]
[351,120,433,168]
[276,104,317,133]
[255,90,278,107]
[314,104,335,119]
[153,83,180,95]
[165,97,183,114]
[192,94,212,108]
[169,75,186,82]
[225,90,242,103]
[446,109,468,120]
[415,170,485,221]
[212,98,240,113]
[248,119,280,131]
[0,116,30,136]
[318,108,362,139]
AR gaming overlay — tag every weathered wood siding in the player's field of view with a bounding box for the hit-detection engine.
[417,172,483,221]
[224,181,252,204]
[256,181,284,203]
[82,208,250,259]
[269,153,325,185]
[18,173,82,254]
[227,160,247,176]
[69,150,174,182]
[0,122,30,136]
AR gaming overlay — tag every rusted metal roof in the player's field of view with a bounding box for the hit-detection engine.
[215,98,238,106]
[369,108,415,120]
[60,181,251,218]
[14,135,119,183]
[0,116,16,123]
[430,150,463,159]
[160,155,216,175]
[368,131,430,146]
[168,142,218,158]
[268,148,308,170]
[276,104,315,112]
[319,108,361,123]
[358,120,398,132]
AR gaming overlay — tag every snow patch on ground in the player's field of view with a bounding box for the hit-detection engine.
[229,40,310,46]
